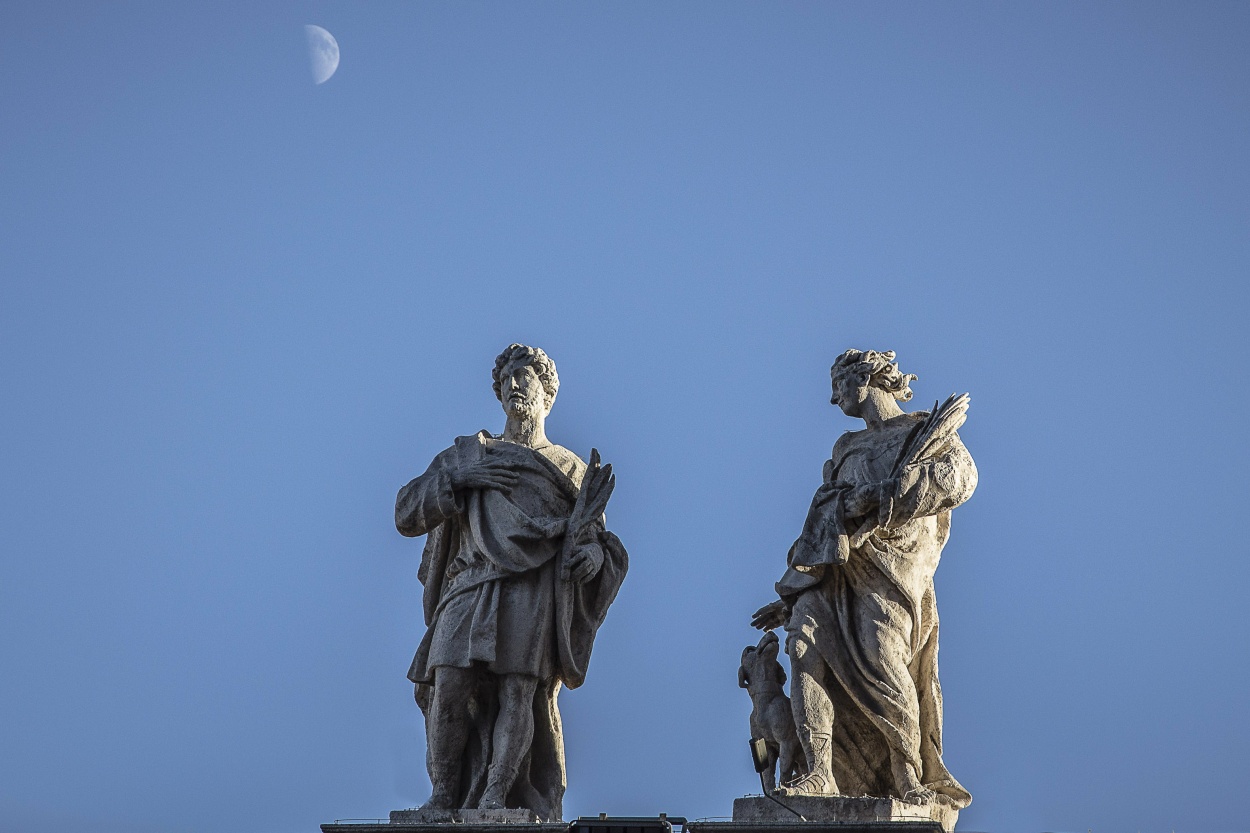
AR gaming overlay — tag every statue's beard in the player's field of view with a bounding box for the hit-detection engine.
[506,398,544,420]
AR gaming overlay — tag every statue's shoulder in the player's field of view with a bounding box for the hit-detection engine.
[444,430,494,457]
[883,412,929,446]
[897,411,928,437]
[539,443,587,479]
[885,411,929,437]
[454,430,493,445]
[831,413,925,461]
[831,428,864,459]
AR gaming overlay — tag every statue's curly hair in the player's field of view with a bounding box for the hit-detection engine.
[492,343,560,408]
[830,349,917,402]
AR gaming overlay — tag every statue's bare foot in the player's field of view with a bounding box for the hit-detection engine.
[477,796,506,811]
[775,771,838,796]
[420,791,456,811]
[902,787,936,805]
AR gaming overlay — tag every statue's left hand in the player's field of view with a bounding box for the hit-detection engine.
[564,542,604,584]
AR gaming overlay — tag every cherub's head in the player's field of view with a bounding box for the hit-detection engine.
[492,343,559,420]
[829,349,916,419]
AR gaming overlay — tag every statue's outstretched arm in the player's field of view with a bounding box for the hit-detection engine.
[751,599,789,631]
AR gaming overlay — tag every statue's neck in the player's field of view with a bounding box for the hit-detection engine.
[861,388,905,431]
[502,414,549,448]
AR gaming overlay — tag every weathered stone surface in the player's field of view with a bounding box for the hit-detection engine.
[732,795,956,833]
[691,826,943,833]
[394,344,628,822]
[321,823,563,833]
[749,350,975,810]
[691,824,944,833]
[389,808,542,824]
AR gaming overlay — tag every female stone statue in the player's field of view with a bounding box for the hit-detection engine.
[752,349,975,809]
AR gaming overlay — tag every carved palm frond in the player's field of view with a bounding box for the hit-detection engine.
[565,448,615,552]
[893,393,970,476]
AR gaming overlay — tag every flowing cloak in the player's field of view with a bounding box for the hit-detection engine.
[394,431,628,820]
[776,413,976,809]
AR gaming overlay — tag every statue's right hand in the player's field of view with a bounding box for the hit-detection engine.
[450,458,521,494]
[751,599,789,631]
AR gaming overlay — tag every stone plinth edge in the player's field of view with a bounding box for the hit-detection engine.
[727,795,957,833]
[689,823,945,833]
[390,809,544,824]
[322,824,565,833]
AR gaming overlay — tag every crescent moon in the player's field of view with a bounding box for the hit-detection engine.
[304,24,340,85]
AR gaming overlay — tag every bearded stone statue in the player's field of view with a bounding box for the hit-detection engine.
[395,344,627,822]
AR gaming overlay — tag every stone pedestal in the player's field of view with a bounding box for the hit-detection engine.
[389,809,543,824]
[320,808,562,833]
[724,795,957,833]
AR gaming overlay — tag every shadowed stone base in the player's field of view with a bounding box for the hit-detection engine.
[728,795,957,833]
[389,808,543,824]
[320,810,563,833]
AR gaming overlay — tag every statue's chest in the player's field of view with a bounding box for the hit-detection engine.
[837,435,905,484]
[510,480,572,518]
[487,444,578,518]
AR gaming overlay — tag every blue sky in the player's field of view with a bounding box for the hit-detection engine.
[2,3,1248,832]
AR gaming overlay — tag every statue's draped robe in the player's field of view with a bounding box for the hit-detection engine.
[395,432,628,821]
[776,414,975,808]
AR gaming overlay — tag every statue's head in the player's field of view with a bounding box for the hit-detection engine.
[829,349,916,418]
[492,343,560,420]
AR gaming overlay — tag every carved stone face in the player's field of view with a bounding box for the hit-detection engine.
[831,370,869,419]
[500,362,549,419]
